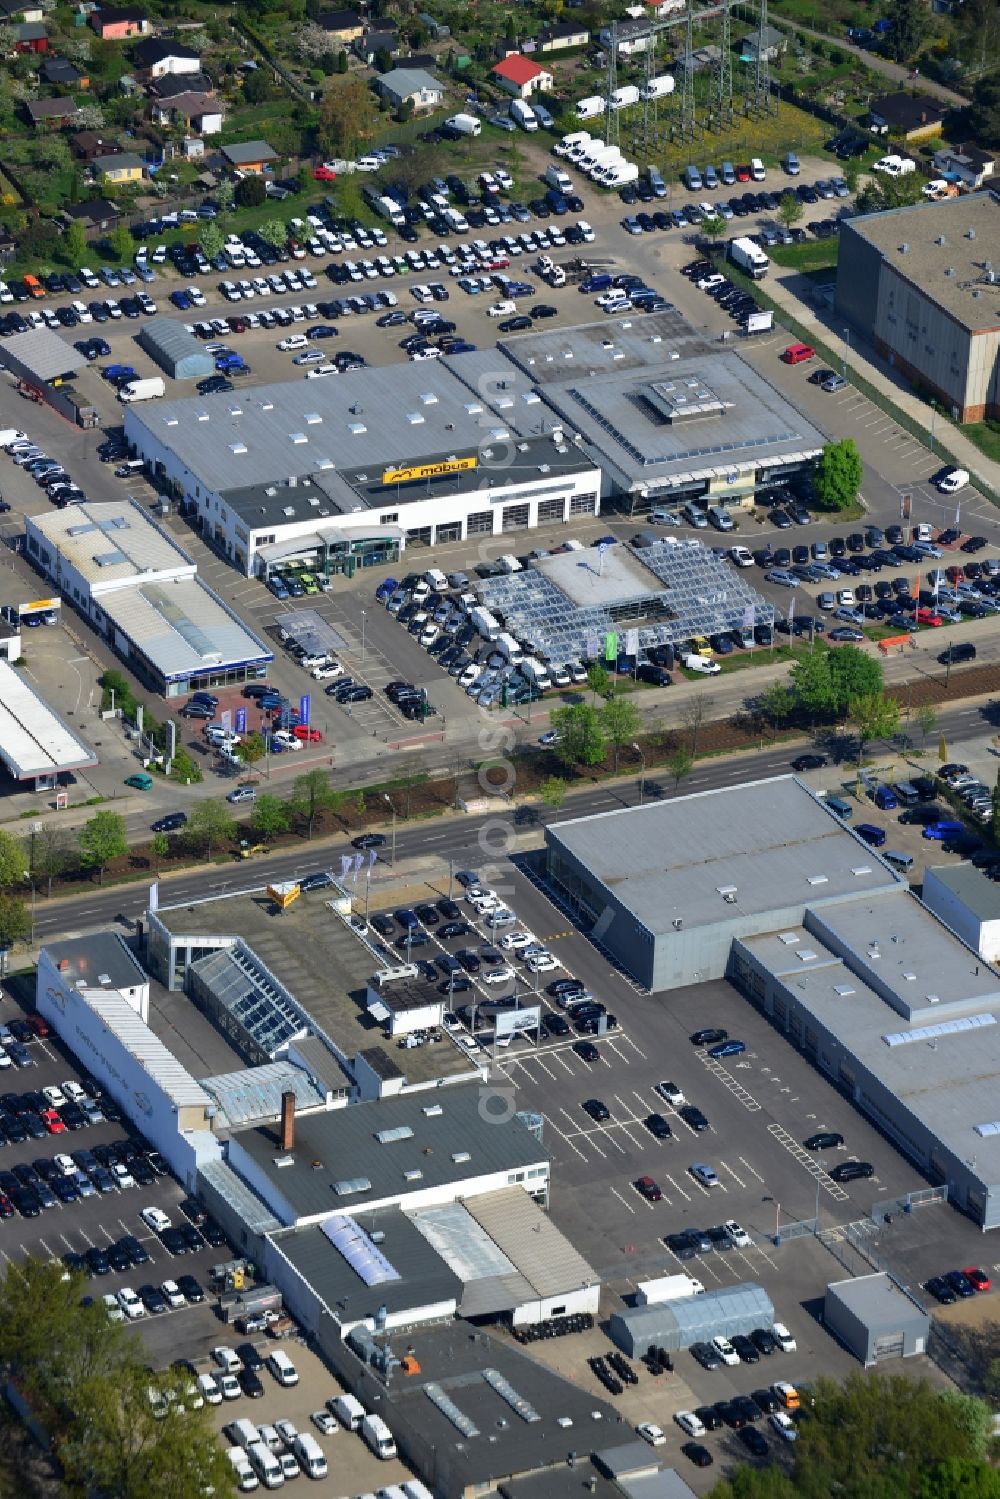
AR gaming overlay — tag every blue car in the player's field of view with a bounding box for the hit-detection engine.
[375,577,398,602]
[923,820,965,841]
[169,290,191,310]
[708,1039,746,1059]
[395,908,419,930]
[267,576,289,600]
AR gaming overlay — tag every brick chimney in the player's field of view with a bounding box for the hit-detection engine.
[280,1091,295,1152]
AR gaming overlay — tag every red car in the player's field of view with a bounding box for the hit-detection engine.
[41,1108,65,1134]
[26,1014,50,1038]
[781,343,815,365]
[312,165,337,181]
[293,725,323,742]
[915,607,943,626]
[964,1266,990,1291]
[736,163,752,181]
[634,1175,663,1203]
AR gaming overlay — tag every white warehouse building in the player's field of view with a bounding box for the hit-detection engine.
[123,356,602,580]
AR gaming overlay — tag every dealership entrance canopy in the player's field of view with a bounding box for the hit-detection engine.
[0,660,97,790]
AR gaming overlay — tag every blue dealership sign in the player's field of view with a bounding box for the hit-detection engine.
[299,694,311,725]
[235,707,247,734]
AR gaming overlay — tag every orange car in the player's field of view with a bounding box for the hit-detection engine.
[292,725,323,742]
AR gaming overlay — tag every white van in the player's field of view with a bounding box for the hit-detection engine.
[247,1442,284,1489]
[332,1393,366,1431]
[266,1350,299,1388]
[229,1418,263,1451]
[227,1447,260,1492]
[361,1413,397,1460]
[424,568,448,592]
[292,1433,328,1480]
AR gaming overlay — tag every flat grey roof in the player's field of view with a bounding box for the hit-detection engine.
[268,1208,462,1317]
[926,862,1000,923]
[498,314,826,493]
[28,498,193,588]
[535,544,663,607]
[826,1273,929,1326]
[546,776,901,936]
[44,932,147,992]
[98,576,272,681]
[843,191,1000,332]
[5,326,85,383]
[199,1061,327,1129]
[230,1082,547,1219]
[0,661,98,779]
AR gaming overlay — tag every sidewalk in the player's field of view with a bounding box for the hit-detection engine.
[762,271,1000,498]
[767,14,970,106]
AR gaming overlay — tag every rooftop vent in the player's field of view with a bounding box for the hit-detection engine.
[452,1150,471,1164]
[403,1168,423,1181]
[229,442,247,455]
[196,411,209,422]
[289,433,307,444]
[420,391,438,405]
[936,234,946,245]
[968,228,977,240]
[348,422,367,435]
[406,412,425,425]
[273,1155,294,1168]
[807,874,829,885]
[304,412,322,425]
[945,266,956,277]
[422,1103,443,1116]
[282,505,295,517]
[899,242,909,254]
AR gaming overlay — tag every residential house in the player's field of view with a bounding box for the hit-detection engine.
[677,43,721,72]
[221,140,278,174]
[0,0,43,21]
[26,97,78,127]
[598,18,653,54]
[314,8,363,41]
[739,23,786,59]
[73,130,120,160]
[491,53,553,97]
[644,0,685,15]
[418,12,449,39]
[932,141,995,190]
[62,198,121,236]
[151,89,221,134]
[535,21,589,51]
[133,37,201,78]
[374,66,444,110]
[353,24,398,65]
[41,56,88,87]
[867,91,944,141]
[89,5,150,37]
[14,23,49,54]
[92,150,145,183]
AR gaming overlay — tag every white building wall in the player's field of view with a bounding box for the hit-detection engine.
[511,1283,600,1326]
[921,869,999,960]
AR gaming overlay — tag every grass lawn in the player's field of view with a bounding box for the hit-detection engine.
[768,239,840,274]
[617,99,832,182]
[961,420,1000,465]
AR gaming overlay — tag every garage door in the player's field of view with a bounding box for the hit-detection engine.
[873,1332,904,1361]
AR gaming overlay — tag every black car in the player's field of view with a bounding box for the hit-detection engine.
[151,812,187,834]
[750,1327,777,1355]
[925,1275,958,1305]
[177,1273,204,1302]
[85,1245,111,1275]
[829,1160,874,1183]
[665,1231,697,1259]
[437,899,461,920]
[707,1224,735,1252]
[202,1218,227,1248]
[791,753,827,772]
[644,1113,672,1139]
[678,1105,710,1132]
[752,1386,780,1413]
[682,1442,713,1468]
[161,1226,189,1255]
[731,1335,760,1364]
[691,1028,727,1045]
[139,1283,168,1314]
[685,1226,713,1252]
[542,1012,570,1036]
[119,1234,151,1266]
[370,913,395,937]
[582,1098,610,1122]
[740,1426,769,1457]
[690,1341,723,1370]
[239,1367,266,1399]
[804,1131,844,1151]
[574,1041,600,1064]
[945,1269,977,1298]
[352,833,386,850]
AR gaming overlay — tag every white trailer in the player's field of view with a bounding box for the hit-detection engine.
[640,74,675,100]
[469,606,501,640]
[635,1273,706,1305]
[610,84,640,109]
[728,236,769,279]
[575,95,604,120]
[445,112,481,136]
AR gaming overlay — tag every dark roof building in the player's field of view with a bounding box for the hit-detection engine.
[62,199,121,233]
[40,56,86,86]
[133,36,200,68]
[27,97,78,124]
[868,91,945,138]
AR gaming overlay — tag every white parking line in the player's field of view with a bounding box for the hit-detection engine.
[605,1039,631,1065]
[541,1113,588,1161]
[720,1160,747,1189]
[663,1172,692,1203]
[739,1156,765,1182]
[619,1033,647,1060]
[610,1186,636,1215]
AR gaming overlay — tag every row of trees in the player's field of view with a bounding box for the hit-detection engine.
[0,1256,234,1499]
[758,645,904,758]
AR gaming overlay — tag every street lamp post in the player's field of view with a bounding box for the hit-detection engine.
[631,741,646,805]
[22,870,35,947]
[842,327,850,384]
[361,609,367,664]
[383,793,397,866]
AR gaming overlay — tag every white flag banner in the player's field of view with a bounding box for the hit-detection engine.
[340,855,352,880]
[625,628,640,657]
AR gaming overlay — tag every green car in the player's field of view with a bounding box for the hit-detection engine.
[298,572,320,595]
[124,772,153,790]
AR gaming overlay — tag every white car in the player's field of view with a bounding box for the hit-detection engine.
[312,662,343,680]
[42,1085,67,1109]
[160,1279,186,1309]
[488,300,518,318]
[103,1293,125,1323]
[697,274,726,290]
[212,1346,242,1374]
[305,364,338,378]
[483,965,515,984]
[724,1218,752,1247]
[53,1153,77,1177]
[205,727,240,748]
[729,545,753,568]
[310,1409,337,1435]
[637,1421,667,1446]
[62,1081,87,1104]
[673,1411,706,1438]
[655,1080,685,1106]
[525,952,559,973]
[538,730,563,746]
[873,154,915,177]
[275,1419,298,1445]
[219,1373,241,1401]
[197,1373,222,1406]
[141,1205,172,1233]
[771,1410,798,1442]
[112,1161,136,1190]
[117,1286,145,1320]
[936,467,969,494]
[682,653,721,674]
[710,1335,740,1367]
[271,730,303,750]
[690,1162,722,1189]
[499,930,535,950]
[772,1321,797,1352]
[836,589,856,608]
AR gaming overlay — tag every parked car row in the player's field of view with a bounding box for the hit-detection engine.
[4,432,88,510]
[925,1266,990,1303]
[681,257,763,329]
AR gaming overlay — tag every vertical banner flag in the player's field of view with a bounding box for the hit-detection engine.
[339,855,352,880]
[220,709,232,732]
[368,847,378,873]
[586,634,600,660]
[352,853,364,876]
[625,628,639,657]
[604,630,618,662]
[299,694,311,727]
[235,707,247,735]
[787,593,796,622]
[742,603,755,629]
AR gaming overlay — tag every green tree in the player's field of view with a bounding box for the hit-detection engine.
[701,214,726,255]
[813,438,863,512]
[243,67,270,103]
[759,682,794,728]
[827,645,883,716]
[0,1258,129,1417]
[78,810,127,884]
[914,702,938,745]
[551,703,606,766]
[777,191,804,230]
[920,1460,1000,1499]
[850,690,901,761]
[239,730,267,775]
[290,767,339,838]
[337,48,349,72]
[251,794,290,840]
[888,0,924,61]
[967,72,1000,150]
[235,175,267,209]
[109,224,134,262]
[31,824,77,896]
[317,76,377,158]
[199,220,223,259]
[373,44,393,73]
[0,893,29,949]
[586,664,612,701]
[787,651,837,723]
[169,748,202,784]
[939,733,948,762]
[668,745,694,789]
[216,178,234,214]
[185,801,236,858]
[0,830,27,889]
[711,1469,797,1499]
[601,695,642,772]
[63,218,88,267]
[539,776,567,811]
[149,831,169,871]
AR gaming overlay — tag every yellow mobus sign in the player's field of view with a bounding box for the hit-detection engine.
[381,456,477,486]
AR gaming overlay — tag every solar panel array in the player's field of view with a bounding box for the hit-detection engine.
[206,943,309,1058]
[478,540,774,665]
[321,1213,401,1286]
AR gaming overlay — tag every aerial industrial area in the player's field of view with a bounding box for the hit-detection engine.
[1,0,1000,1491]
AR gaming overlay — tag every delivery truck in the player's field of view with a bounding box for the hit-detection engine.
[610,84,640,109]
[640,74,675,100]
[544,164,572,193]
[118,376,165,403]
[470,606,501,640]
[361,1413,397,1461]
[575,95,604,120]
[728,235,770,279]
[635,1273,706,1305]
